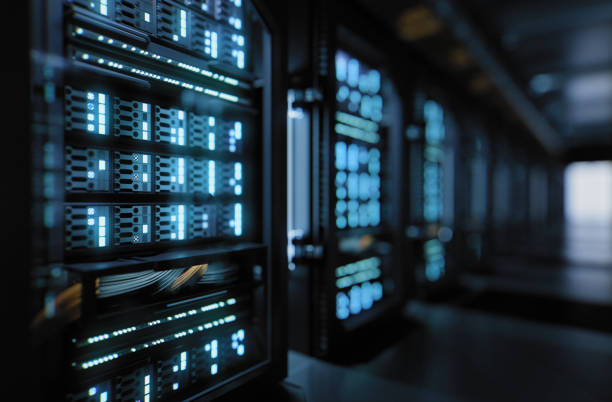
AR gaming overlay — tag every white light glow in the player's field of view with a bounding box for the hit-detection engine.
[565,161,612,224]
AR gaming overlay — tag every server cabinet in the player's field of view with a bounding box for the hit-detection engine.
[28,0,287,400]
[404,89,459,293]
[456,117,491,273]
[286,0,404,358]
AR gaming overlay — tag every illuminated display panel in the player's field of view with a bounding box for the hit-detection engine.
[30,0,282,400]
[423,100,445,224]
[334,50,383,232]
[333,49,390,321]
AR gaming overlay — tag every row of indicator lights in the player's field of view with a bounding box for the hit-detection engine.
[231,329,245,356]
[335,53,381,94]
[84,331,244,400]
[86,92,108,135]
[205,30,219,59]
[85,326,135,345]
[335,256,380,276]
[424,100,445,144]
[144,375,151,402]
[75,50,240,103]
[79,154,247,194]
[232,203,242,236]
[232,49,245,69]
[88,387,108,402]
[334,122,380,144]
[77,202,242,248]
[202,212,210,229]
[334,142,381,172]
[208,116,216,149]
[335,111,379,133]
[335,201,380,229]
[169,157,186,185]
[77,314,238,370]
[336,89,383,122]
[336,281,383,320]
[142,103,150,140]
[169,205,186,240]
[77,89,242,150]
[94,0,108,17]
[424,160,443,223]
[76,150,249,194]
[231,162,243,195]
[336,172,381,201]
[425,253,445,282]
[72,26,242,86]
[87,208,107,247]
[228,16,242,30]
[86,159,106,180]
[81,352,118,369]
[424,238,445,282]
[76,298,237,347]
[335,256,381,277]
[205,339,219,375]
[335,266,381,289]
[172,351,188,372]
[209,160,216,195]
[171,9,188,42]
[170,110,186,145]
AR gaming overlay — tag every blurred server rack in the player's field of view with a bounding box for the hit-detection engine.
[28,0,287,400]
[286,0,404,358]
[404,88,459,295]
[455,117,491,274]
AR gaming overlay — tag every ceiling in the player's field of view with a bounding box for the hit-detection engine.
[357,0,612,160]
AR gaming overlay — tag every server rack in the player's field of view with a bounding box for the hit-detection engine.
[28,0,287,400]
[455,117,491,273]
[286,0,404,358]
[404,88,459,294]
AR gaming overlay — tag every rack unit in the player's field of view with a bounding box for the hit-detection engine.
[404,89,459,292]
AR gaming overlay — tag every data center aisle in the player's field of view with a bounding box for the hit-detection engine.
[284,301,612,402]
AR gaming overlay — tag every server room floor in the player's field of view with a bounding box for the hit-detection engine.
[280,301,612,402]
[221,292,612,402]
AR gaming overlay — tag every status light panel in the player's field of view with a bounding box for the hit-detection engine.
[334,50,383,231]
[423,100,445,224]
[64,86,246,251]
[335,257,383,320]
[333,49,388,320]
[423,99,446,282]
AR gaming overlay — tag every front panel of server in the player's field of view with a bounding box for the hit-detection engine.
[405,94,455,286]
[30,1,283,400]
[331,49,397,330]
[457,126,489,270]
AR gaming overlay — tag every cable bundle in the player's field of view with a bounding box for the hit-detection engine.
[198,262,241,285]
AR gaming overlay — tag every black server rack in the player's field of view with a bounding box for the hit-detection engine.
[456,117,491,273]
[28,0,287,400]
[286,0,404,358]
[490,135,513,257]
[404,89,459,294]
